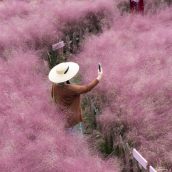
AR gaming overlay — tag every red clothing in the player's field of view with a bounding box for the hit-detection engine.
[51,79,99,128]
[130,0,144,14]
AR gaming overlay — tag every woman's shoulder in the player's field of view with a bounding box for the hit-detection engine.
[66,83,78,89]
[65,83,80,93]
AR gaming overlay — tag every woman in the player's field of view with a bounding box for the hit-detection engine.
[48,62,103,139]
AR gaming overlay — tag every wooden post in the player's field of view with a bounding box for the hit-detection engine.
[90,99,96,129]
[112,128,118,151]
[119,135,122,142]
[72,32,77,53]
[111,129,115,147]
[132,157,138,172]
[47,51,51,63]
[107,132,112,147]
[118,135,124,158]
[79,28,84,42]
[65,35,71,56]
[92,25,97,34]
[85,27,89,37]
[125,142,131,172]
[76,31,79,40]
[95,109,100,130]
[59,41,64,60]
[90,99,96,114]
[97,25,102,33]
[57,37,61,61]
[119,135,123,154]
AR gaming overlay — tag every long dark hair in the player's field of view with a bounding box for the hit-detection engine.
[66,80,70,84]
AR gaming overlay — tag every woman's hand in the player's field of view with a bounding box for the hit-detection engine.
[96,68,103,81]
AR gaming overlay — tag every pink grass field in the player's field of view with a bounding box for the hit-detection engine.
[70,7,172,171]
[0,0,172,171]
[0,0,121,171]
[0,0,116,53]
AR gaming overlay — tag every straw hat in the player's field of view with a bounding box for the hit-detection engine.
[48,62,79,83]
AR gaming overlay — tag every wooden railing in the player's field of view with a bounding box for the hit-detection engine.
[90,98,162,172]
[52,25,101,61]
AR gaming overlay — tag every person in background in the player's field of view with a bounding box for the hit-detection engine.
[48,62,103,139]
[130,0,144,14]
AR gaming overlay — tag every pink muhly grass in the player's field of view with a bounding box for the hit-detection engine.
[70,7,172,169]
[0,48,121,171]
[0,0,116,52]
[1,0,172,170]
[0,0,122,169]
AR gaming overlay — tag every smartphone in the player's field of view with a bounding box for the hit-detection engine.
[98,63,101,72]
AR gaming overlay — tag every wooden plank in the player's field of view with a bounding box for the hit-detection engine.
[138,163,146,172]
[133,148,148,170]
[149,166,157,172]
[52,41,64,51]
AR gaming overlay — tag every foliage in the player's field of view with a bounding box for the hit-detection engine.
[0,0,122,171]
[70,7,172,170]
[1,0,172,171]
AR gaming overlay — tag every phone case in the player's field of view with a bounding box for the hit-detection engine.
[99,63,101,72]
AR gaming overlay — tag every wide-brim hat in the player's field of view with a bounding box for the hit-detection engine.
[48,62,79,83]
